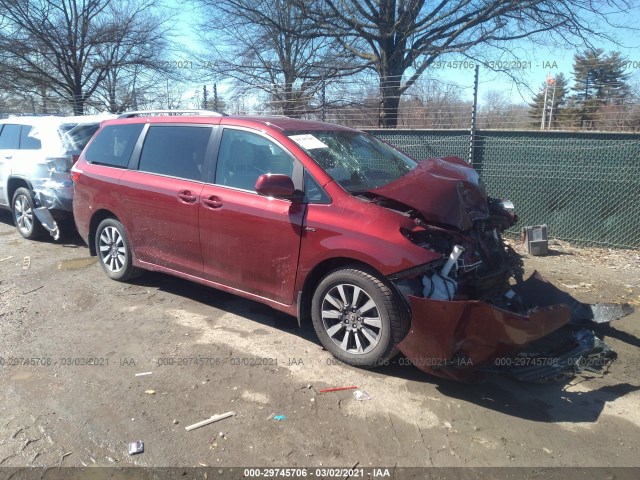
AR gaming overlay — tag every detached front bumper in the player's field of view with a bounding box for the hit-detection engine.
[396,272,630,382]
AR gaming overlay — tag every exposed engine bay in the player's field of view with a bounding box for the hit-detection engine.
[365,157,634,383]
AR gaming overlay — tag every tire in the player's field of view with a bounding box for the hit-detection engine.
[12,187,44,240]
[311,267,409,368]
[94,218,142,281]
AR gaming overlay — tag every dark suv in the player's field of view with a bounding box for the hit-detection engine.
[72,111,617,381]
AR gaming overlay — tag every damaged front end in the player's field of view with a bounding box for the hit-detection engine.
[380,157,632,383]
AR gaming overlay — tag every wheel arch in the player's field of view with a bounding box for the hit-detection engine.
[88,209,120,256]
[7,176,33,204]
[297,257,393,326]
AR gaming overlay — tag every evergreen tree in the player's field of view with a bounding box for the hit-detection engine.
[572,49,629,103]
[570,49,630,128]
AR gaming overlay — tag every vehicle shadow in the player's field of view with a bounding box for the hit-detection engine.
[0,209,13,227]
[0,210,85,246]
[118,262,640,425]
[128,271,318,345]
[433,375,640,423]
[595,323,640,349]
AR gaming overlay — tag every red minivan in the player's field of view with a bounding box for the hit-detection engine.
[72,111,617,381]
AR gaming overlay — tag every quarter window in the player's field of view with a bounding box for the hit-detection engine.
[20,125,42,150]
[84,124,144,168]
[304,170,331,204]
[215,129,294,191]
[138,126,212,181]
[0,124,21,149]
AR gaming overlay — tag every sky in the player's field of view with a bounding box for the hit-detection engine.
[165,1,640,108]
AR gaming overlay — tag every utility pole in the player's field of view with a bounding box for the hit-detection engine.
[547,83,556,130]
[203,85,208,109]
[541,73,556,130]
[213,83,219,111]
[540,85,548,130]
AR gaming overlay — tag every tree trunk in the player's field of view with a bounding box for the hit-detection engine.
[72,85,85,115]
[108,83,117,113]
[379,75,401,128]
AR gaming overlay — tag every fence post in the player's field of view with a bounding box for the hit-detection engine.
[468,64,479,165]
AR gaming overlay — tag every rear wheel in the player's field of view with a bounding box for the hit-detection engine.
[311,267,408,367]
[95,218,142,281]
[12,187,44,240]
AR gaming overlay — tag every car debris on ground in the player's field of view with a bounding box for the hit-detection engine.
[128,441,144,455]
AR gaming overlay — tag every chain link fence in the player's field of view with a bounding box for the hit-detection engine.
[368,129,640,249]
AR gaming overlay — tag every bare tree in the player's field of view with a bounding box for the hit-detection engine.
[0,0,173,115]
[92,1,175,113]
[297,0,639,128]
[195,0,360,117]
[401,80,471,128]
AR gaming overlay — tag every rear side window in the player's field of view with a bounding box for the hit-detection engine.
[60,123,100,154]
[138,126,212,181]
[0,124,21,149]
[84,124,143,167]
[20,125,42,150]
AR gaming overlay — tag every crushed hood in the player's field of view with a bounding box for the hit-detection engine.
[371,156,489,231]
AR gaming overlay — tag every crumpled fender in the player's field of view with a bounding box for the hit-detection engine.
[397,292,571,382]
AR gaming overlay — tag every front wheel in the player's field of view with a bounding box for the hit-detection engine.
[95,218,142,281]
[12,188,44,240]
[311,267,409,368]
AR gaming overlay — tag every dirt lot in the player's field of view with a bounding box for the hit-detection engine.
[1,210,639,473]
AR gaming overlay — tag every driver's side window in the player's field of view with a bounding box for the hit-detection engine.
[215,128,294,191]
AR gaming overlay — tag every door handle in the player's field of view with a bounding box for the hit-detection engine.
[202,195,223,209]
[177,190,197,203]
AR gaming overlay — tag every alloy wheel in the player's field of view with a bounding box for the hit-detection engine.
[321,283,383,354]
[98,226,126,273]
[13,194,34,236]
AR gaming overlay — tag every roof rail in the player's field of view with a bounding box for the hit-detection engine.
[117,109,226,118]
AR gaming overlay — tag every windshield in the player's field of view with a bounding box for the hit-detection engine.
[287,130,418,192]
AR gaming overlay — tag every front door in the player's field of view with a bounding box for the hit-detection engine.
[199,127,305,304]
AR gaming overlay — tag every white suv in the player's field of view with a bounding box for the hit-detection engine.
[0,115,114,239]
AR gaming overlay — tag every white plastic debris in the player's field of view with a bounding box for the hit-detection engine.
[353,390,371,401]
[128,441,144,455]
[422,245,465,300]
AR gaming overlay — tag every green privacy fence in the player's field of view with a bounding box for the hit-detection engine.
[367,129,640,249]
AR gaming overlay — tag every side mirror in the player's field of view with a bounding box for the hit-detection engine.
[255,173,296,199]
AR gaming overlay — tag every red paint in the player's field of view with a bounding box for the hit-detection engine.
[254,173,296,198]
[319,386,359,393]
[372,157,489,231]
[397,274,573,381]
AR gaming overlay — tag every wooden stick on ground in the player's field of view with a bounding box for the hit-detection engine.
[185,411,236,432]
